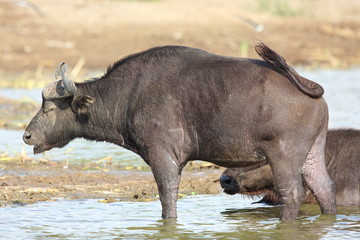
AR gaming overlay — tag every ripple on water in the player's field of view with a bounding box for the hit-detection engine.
[0,194,359,239]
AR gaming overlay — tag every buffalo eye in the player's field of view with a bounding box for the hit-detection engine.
[42,101,56,113]
[71,95,96,114]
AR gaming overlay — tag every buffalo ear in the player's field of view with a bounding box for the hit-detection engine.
[71,95,96,114]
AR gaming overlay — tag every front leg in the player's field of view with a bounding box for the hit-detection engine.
[147,149,183,218]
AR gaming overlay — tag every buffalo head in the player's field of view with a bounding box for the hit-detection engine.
[23,63,95,154]
[220,165,275,196]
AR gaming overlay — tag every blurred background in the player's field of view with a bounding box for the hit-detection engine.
[1,0,360,86]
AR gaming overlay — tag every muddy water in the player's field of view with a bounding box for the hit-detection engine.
[0,68,360,239]
[0,195,359,239]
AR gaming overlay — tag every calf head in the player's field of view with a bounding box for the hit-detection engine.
[23,63,95,154]
[220,165,276,197]
[219,169,240,195]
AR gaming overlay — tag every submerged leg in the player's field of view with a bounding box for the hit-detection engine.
[265,137,310,220]
[270,158,305,220]
[147,149,183,218]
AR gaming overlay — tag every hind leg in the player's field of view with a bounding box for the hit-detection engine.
[264,138,309,220]
[302,128,336,215]
[269,153,305,220]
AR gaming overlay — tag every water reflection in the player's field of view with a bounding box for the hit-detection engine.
[221,204,359,240]
[0,195,358,239]
[273,215,337,240]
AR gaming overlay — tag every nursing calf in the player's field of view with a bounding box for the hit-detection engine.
[23,42,335,220]
[221,129,360,206]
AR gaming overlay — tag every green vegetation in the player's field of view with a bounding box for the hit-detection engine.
[239,41,249,58]
[256,0,307,17]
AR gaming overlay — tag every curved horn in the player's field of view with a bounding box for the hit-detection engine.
[42,62,77,100]
[57,62,77,95]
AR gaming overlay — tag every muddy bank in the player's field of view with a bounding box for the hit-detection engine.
[0,164,223,205]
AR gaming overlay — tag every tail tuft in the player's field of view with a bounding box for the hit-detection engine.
[255,41,324,98]
[255,42,288,73]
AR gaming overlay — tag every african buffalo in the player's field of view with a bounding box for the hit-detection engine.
[220,129,360,206]
[23,42,336,220]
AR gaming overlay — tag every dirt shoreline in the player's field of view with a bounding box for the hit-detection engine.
[0,164,224,205]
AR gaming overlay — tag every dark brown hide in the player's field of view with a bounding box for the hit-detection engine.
[221,129,360,206]
[23,43,335,220]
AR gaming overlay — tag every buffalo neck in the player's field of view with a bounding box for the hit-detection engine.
[73,75,134,151]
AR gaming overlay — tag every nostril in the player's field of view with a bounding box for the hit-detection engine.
[23,132,31,140]
[220,175,233,188]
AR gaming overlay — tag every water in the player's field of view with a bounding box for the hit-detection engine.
[0,195,358,240]
[0,88,42,102]
[303,68,360,129]
[0,68,360,239]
